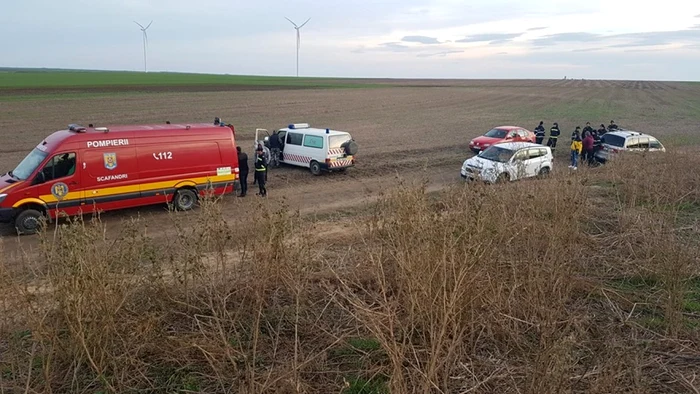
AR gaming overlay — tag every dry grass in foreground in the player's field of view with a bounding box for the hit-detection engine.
[1,151,699,394]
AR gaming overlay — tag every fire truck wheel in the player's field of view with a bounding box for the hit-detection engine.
[310,161,322,176]
[15,209,44,235]
[173,188,198,211]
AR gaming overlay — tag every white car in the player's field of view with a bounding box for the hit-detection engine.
[594,130,665,163]
[264,123,358,175]
[460,142,553,183]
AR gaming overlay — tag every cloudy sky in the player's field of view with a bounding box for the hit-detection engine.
[2,0,700,80]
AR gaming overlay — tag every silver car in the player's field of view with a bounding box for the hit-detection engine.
[594,131,666,163]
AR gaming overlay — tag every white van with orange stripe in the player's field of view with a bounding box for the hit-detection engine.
[271,123,358,175]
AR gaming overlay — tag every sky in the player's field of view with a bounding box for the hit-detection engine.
[1,0,700,80]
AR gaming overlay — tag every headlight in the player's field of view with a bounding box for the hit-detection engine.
[0,194,6,204]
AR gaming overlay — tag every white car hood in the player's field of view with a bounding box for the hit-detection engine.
[463,156,502,172]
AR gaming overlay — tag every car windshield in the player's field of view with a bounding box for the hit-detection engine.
[11,148,48,180]
[479,146,515,163]
[484,128,508,138]
[329,134,351,149]
[602,134,626,147]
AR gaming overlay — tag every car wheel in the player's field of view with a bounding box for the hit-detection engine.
[173,188,198,211]
[15,209,45,235]
[496,173,510,183]
[538,167,550,178]
[310,161,322,176]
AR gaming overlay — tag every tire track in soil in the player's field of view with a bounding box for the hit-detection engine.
[0,163,463,258]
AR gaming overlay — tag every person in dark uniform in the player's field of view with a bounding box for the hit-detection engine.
[546,122,561,155]
[268,130,281,166]
[608,120,619,132]
[571,126,582,141]
[597,123,607,136]
[252,143,269,185]
[254,147,267,197]
[534,121,546,144]
[582,122,594,139]
[236,146,248,197]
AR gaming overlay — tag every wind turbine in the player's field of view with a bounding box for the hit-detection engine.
[134,20,153,72]
[285,17,310,77]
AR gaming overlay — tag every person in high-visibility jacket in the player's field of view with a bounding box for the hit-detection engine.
[254,147,267,197]
[570,132,583,170]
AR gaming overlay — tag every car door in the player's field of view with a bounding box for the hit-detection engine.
[625,137,640,151]
[28,151,83,215]
[527,148,547,176]
[282,132,308,168]
[82,147,139,211]
[515,129,529,142]
[637,137,650,151]
[510,149,530,180]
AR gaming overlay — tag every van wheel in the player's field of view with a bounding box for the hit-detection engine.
[173,189,198,211]
[310,161,322,176]
[15,209,44,235]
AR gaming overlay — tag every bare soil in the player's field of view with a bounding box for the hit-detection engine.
[2,79,699,253]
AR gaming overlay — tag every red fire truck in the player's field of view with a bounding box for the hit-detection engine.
[0,121,239,234]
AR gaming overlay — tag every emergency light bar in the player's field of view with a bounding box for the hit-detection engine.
[68,124,87,133]
[288,123,310,129]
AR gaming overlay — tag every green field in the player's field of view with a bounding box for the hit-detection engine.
[0,69,383,90]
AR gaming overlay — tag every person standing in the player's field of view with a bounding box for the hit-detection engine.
[253,143,270,185]
[608,120,619,132]
[570,133,582,170]
[547,122,561,155]
[268,130,281,167]
[236,146,248,197]
[592,129,602,153]
[582,122,594,139]
[597,123,607,136]
[254,147,267,197]
[571,126,582,141]
[582,132,595,165]
[534,121,546,144]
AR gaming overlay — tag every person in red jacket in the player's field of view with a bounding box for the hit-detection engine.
[582,132,595,165]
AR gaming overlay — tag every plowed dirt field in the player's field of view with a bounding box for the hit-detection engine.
[2,79,700,253]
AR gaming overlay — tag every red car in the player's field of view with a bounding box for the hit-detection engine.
[469,126,536,154]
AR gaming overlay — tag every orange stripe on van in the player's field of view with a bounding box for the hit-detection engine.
[37,174,236,204]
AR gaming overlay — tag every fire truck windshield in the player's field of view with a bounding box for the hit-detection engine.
[12,148,48,180]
